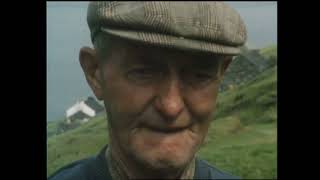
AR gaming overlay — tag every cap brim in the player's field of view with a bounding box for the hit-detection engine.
[100,27,241,55]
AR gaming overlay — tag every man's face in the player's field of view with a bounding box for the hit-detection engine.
[80,37,231,173]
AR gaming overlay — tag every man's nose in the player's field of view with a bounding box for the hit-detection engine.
[154,74,185,121]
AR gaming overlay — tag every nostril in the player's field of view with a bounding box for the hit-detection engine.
[154,95,184,121]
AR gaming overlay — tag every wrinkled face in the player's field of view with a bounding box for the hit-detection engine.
[80,37,231,173]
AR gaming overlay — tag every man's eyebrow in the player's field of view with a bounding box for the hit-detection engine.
[188,59,221,69]
[119,54,165,68]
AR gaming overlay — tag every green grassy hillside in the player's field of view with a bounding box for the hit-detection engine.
[260,44,277,60]
[47,114,108,177]
[47,61,277,179]
[198,65,277,179]
[47,120,62,138]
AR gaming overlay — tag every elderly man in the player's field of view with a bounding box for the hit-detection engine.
[49,1,247,180]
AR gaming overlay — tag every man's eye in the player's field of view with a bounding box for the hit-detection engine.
[183,71,218,86]
[191,73,214,82]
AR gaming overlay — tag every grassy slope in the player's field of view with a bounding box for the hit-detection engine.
[197,66,277,179]
[47,114,109,176]
[47,120,61,138]
[47,65,277,179]
[260,44,277,59]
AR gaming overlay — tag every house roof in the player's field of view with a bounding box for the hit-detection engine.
[68,111,91,120]
[66,97,104,118]
[84,97,104,113]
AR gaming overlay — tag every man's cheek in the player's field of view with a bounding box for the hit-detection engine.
[110,88,155,116]
[187,92,218,119]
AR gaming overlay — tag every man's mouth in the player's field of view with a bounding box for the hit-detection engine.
[144,124,191,133]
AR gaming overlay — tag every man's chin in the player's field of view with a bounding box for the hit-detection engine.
[131,149,191,174]
[128,127,199,171]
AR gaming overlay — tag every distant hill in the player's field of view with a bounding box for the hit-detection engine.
[220,44,277,91]
[47,58,277,179]
[259,44,277,65]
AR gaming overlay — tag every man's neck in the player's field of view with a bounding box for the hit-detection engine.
[105,143,195,179]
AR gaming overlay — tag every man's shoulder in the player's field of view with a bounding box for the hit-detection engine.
[195,158,240,179]
[48,157,97,180]
[48,146,111,180]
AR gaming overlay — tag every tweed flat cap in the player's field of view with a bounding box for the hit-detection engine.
[87,1,247,55]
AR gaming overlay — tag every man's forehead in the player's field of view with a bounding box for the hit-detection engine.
[112,37,226,66]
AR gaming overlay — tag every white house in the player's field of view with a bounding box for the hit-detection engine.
[66,97,104,124]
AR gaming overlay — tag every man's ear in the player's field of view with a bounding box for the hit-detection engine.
[220,56,233,75]
[217,56,233,83]
[79,47,103,100]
